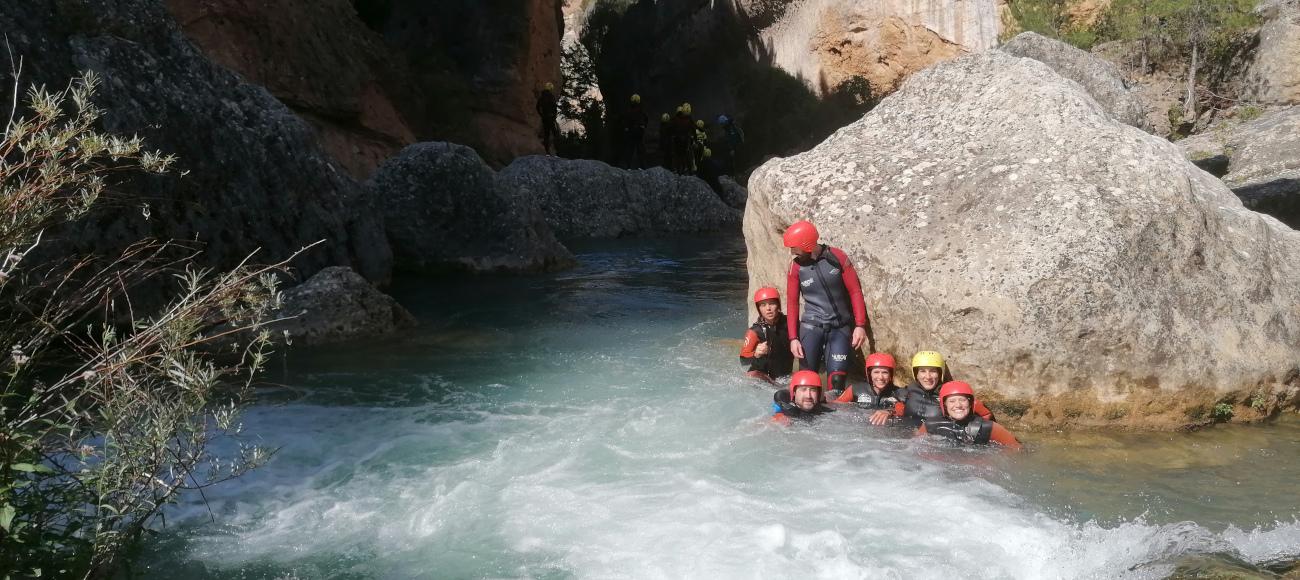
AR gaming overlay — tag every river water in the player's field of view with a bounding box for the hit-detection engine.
[139,237,1300,579]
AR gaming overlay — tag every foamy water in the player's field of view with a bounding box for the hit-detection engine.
[138,237,1300,579]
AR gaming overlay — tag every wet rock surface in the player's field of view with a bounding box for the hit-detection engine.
[272,267,416,347]
[499,156,743,238]
[366,143,574,273]
[746,51,1300,428]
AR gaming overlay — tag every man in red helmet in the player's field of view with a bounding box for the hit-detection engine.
[833,353,902,413]
[772,370,833,425]
[782,220,869,400]
[917,382,1021,449]
[740,287,794,382]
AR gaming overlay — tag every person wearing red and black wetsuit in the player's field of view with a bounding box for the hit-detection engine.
[740,287,794,382]
[917,381,1021,450]
[781,220,868,400]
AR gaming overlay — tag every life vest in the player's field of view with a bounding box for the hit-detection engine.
[846,383,901,409]
[899,382,942,427]
[793,245,854,329]
[898,381,996,427]
[772,389,832,421]
[743,314,793,378]
[923,415,994,445]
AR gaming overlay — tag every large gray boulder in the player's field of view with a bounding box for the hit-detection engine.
[272,267,416,346]
[1244,0,1300,105]
[746,51,1300,428]
[1179,107,1300,229]
[498,157,742,237]
[366,143,574,272]
[999,32,1150,131]
[2,0,392,290]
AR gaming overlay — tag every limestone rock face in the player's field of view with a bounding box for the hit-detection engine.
[746,51,1300,427]
[1245,0,1300,105]
[1179,107,1300,229]
[166,0,562,171]
[499,157,743,238]
[366,143,574,273]
[999,32,1149,130]
[2,0,392,292]
[273,267,416,347]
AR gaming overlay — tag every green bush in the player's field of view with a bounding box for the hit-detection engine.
[1213,402,1235,421]
[0,71,286,578]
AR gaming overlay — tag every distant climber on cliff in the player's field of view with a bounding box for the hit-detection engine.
[916,381,1021,449]
[740,287,794,382]
[783,220,868,400]
[621,94,648,169]
[771,370,834,425]
[536,82,560,155]
[869,351,995,428]
[832,353,902,415]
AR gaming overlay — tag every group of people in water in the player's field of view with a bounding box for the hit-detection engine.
[740,220,1022,450]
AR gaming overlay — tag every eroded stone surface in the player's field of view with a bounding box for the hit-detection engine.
[746,51,1300,428]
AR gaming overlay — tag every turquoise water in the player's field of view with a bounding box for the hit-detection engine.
[138,237,1300,579]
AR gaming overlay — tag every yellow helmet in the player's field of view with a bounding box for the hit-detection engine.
[702,147,712,158]
[911,351,946,374]
[676,105,684,114]
[695,120,704,129]
[682,102,693,115]
[631,94,641,103]
[544,82,555,92]
[661,113,670,122]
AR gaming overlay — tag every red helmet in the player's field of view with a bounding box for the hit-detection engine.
[939,381,975,417]
[782,220,819,254]
[753,286,780,305]
[788,370,823,400]
[865,353,895,371]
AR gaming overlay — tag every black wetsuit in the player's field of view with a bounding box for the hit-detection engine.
[898,381,996,428]
[740,314,794,380]
[536,90,559,154]
[848,383,901,410]
[771,390,833,422]
[924,415,994,445]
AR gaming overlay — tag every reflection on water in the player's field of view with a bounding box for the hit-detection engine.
[137,236,1300,579]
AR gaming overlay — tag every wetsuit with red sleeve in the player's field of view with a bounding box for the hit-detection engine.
[786,245,867,394]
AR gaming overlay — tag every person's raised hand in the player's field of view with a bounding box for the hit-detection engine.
[754,342,770,357]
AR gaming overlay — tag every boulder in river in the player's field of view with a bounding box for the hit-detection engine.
[999,32,1150,131]
[1244,0,1300,106]
[746,51,1300,429]
[498,157,742,238]
[271,266,416,347]
[366,143,575,273]
[1179,107,1300,230]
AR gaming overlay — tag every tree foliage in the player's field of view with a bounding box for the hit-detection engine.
[0,70,289,579]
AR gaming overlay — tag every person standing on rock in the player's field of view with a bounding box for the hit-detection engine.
[536,82,560,155]
[621,94,648,169]
[740,287,794,382]
[782,220,868,399]
[870,351,995,428]
[916,381,1021,450]
[658,113,672,168]
[670,103,696,175]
